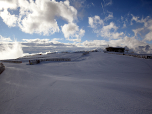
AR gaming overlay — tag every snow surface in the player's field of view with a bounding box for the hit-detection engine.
[0,52,152,114]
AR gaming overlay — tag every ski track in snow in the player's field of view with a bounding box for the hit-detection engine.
[0,52,152,114]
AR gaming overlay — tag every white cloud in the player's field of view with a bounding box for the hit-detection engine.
[0,0,18,27]
[121,16,123,21]
[17,0,78,35]
[0,0,85,42]
[131,15,139,25]
[0,35,12,42]
[120,15,128,28]
[144,19,152,41]
[132,28,144,36]
[62,23,79,38]
[104,13,113,21]
[51,38,63,42]
[122,22,126,28]
[70,0,85,9]
[148,19,152,30]
[0,0,18,10]
[18,38,88,54]
[61,23,85,42]
[86,14,152,53]
[102,22,117,31]
[118,36,146,49]
[81,36,152,54]
[89,15,124,39]
[88,15,104,28]
[1,37,151,56]
[21,37,152,54]
[22,38,62,46]
[136,45,152,54]
[101,2,105,14]
[130,15,152,41]
[88,17,94,28]
[22,38,50,43]
[131,14,149,26]
[144,31,152,41]
[0,9,18,27]
[0,0,83,37]
[82,40,107,47]
[69,0,88,20]
[101,0,112,14]
[112,32,124,39]
[104,0,112,7]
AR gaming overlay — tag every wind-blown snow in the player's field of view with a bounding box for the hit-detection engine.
[0,42,23,60]
[0,52,152,114]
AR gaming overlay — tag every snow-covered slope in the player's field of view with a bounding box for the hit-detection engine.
[0,52,152,114]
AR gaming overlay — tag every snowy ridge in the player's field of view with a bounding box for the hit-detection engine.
[0,52,152,114]
[105,51,152,59]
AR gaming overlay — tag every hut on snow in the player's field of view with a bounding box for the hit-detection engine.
[106,47,125,52]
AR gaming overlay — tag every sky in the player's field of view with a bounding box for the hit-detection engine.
[0,0,152,57]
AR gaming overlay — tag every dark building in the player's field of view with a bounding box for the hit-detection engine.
[106,47,125,52]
